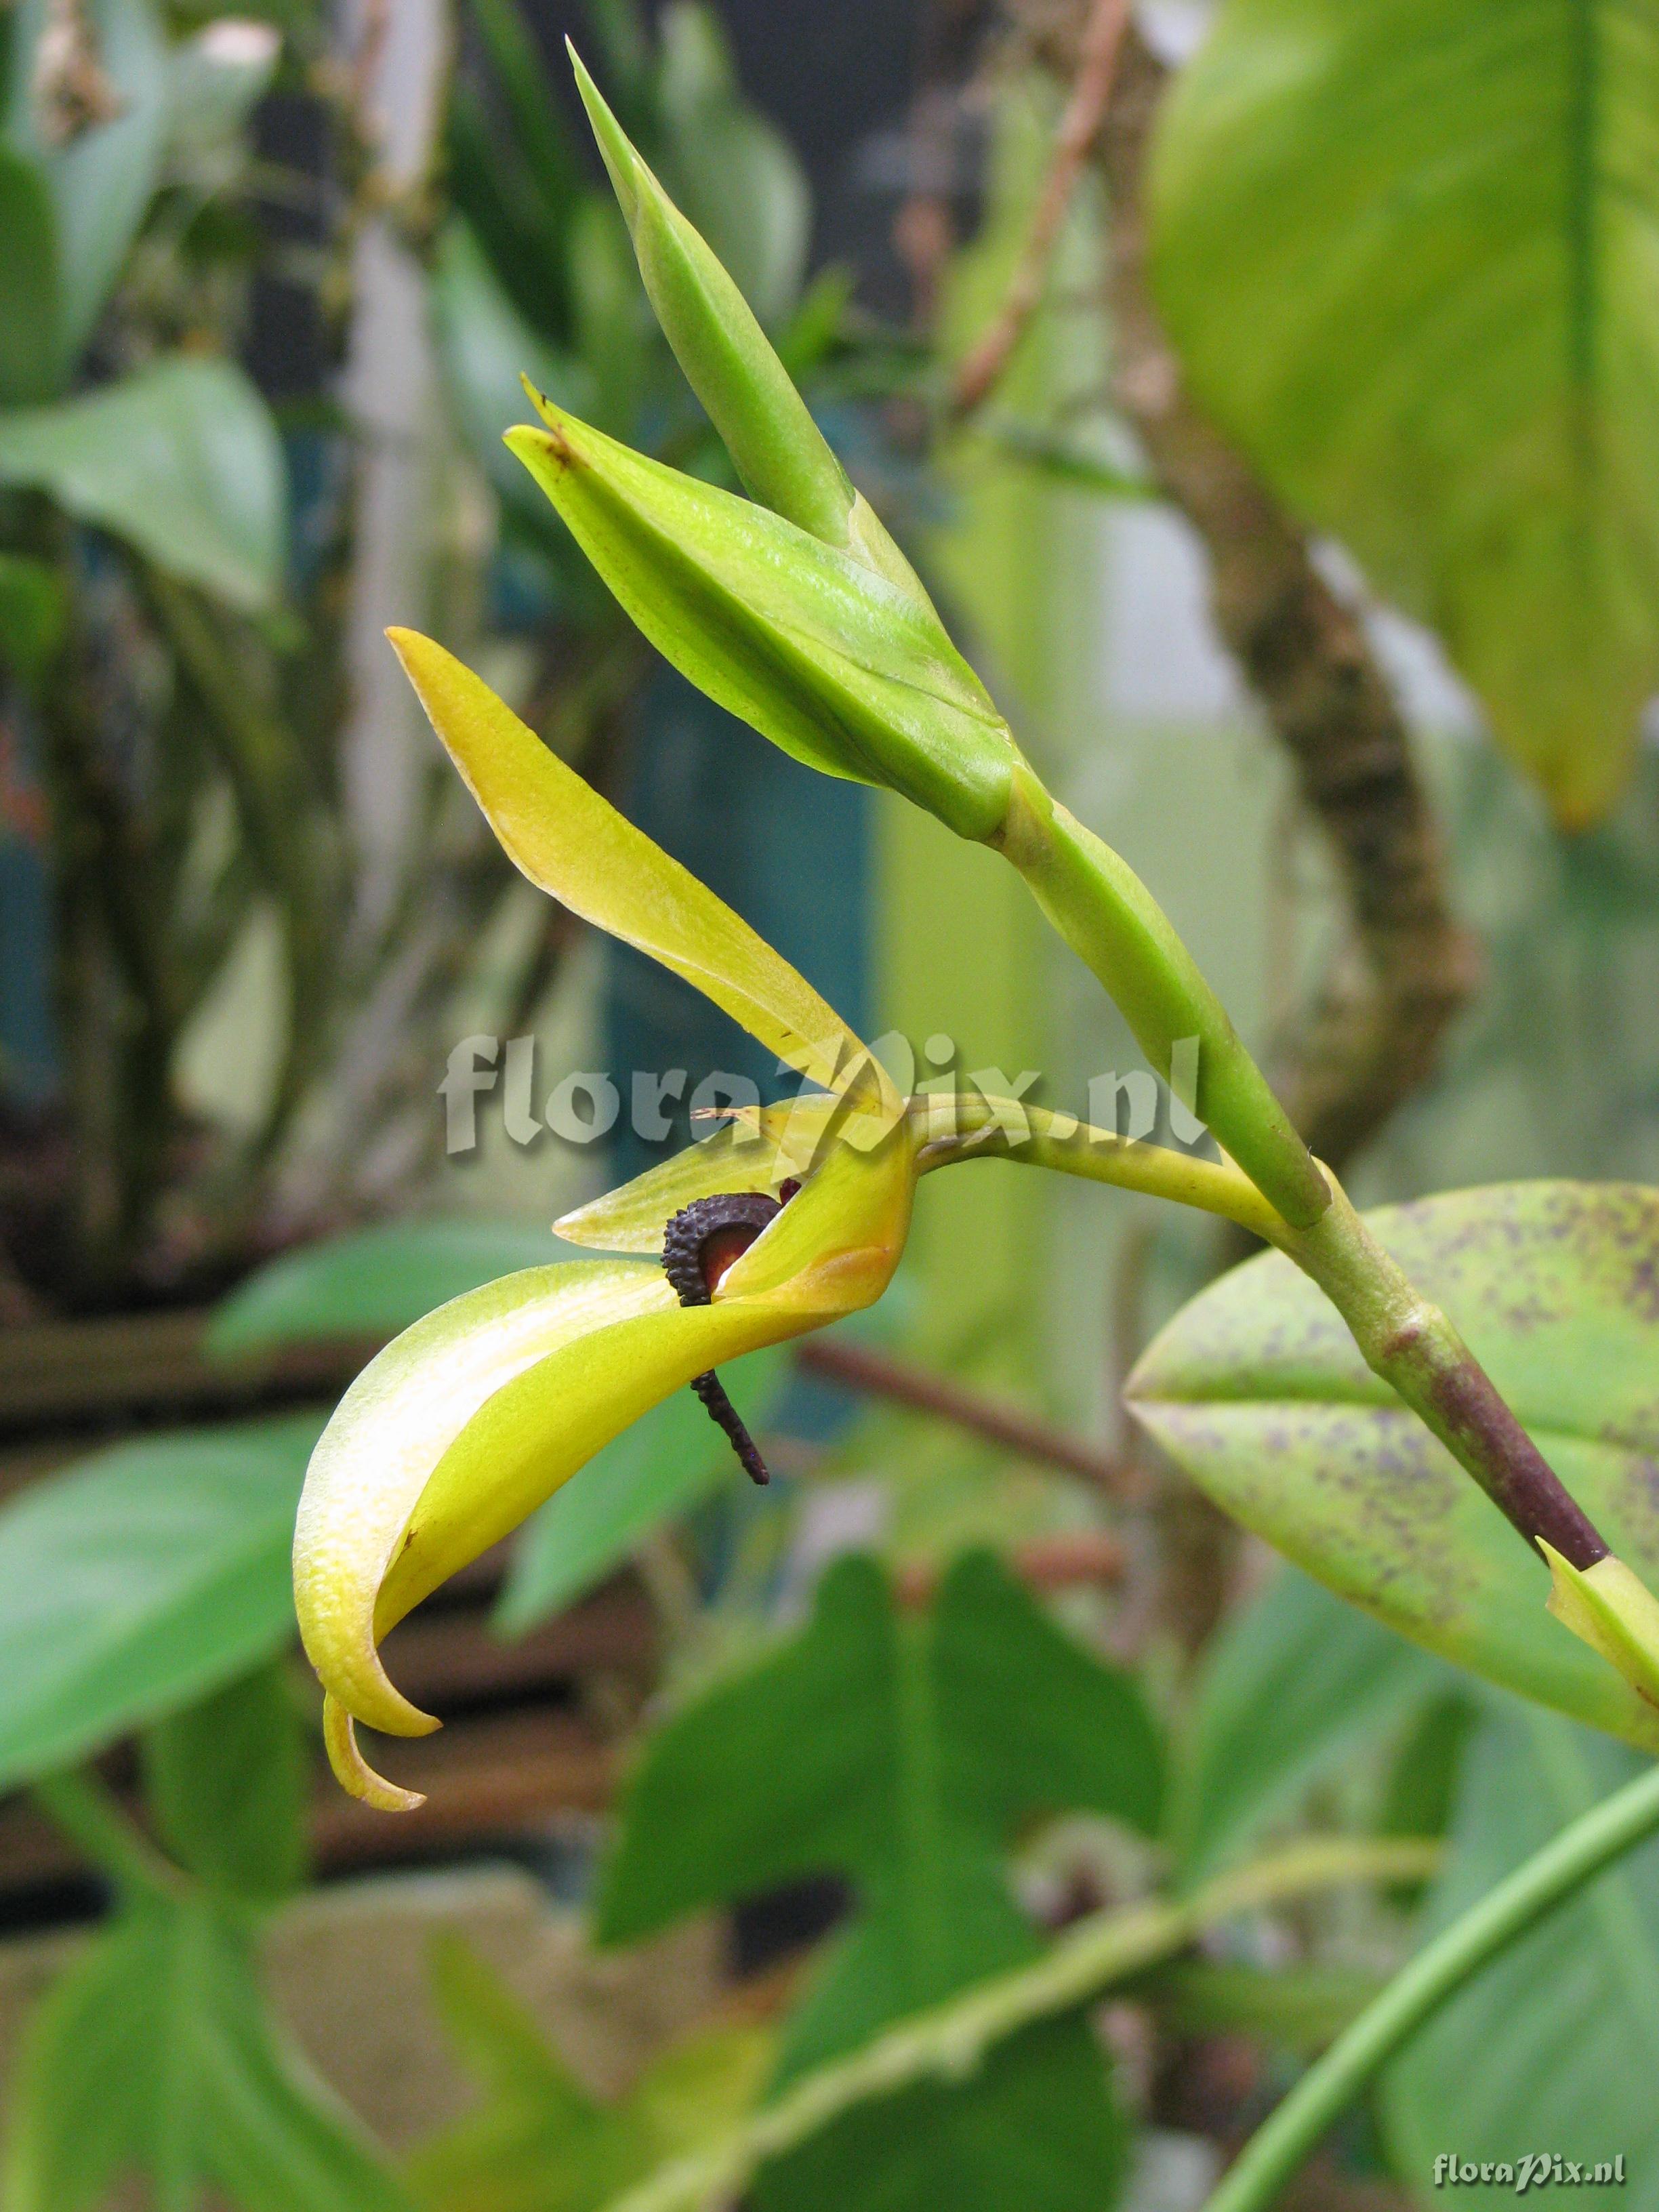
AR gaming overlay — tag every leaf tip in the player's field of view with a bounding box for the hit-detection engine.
[567,39,638,224]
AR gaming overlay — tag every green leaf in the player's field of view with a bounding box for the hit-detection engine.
[567,192,653,438]
[0,550,66,679]
[209,1219,577,1356]
[655,3,808,331]
[1148,0,1659,830]
[163,18,281,169]
[141,1660,309,1906]
[596,1550,1158,2212]
[4,0,171,379]
[1377,1690,1481,1858]
[432,211,594,512]
[408,1932,770,2212]
[5,1891,411,2212]
[466,0,581,227]
[0,1414,317,1790]
[0,146,59,404]
[1,1908,160,2211]
[1127,1181,1659,1755]
[757,2018,1127,2212]
[494,1347,787,1633]
[444,78,573,343]
[1383,1705,1659,2202]
[1174,1567,1455,1878]
[0,355,287,611]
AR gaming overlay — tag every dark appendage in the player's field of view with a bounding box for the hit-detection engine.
[691,1369,772,1486]
[662,1186,800,1486]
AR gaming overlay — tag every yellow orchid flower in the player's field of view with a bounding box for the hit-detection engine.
[295,632,918,1811]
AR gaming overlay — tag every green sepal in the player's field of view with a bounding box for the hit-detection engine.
[1544,1547,1659,1714]
[569,39,851,544]
[568,41,936,612]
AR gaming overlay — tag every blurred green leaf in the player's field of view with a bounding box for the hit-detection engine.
[164,17,281,169]
[431,218,602,581]
[1129,1183,1659,1755]
[495,1347,786,1633]
[0,355,287,609]
[775,265,855,382]
[0,551,66,679]
[567,192,653,437]
[210,1218,574,1356]
[655,3,808,331]
[1174,1567,1454,1878]
[407,1933,769,2212]
[141,1660,309,1906]
[1377,1689,1480,1860]
[0,146,59,404]
[980,417,1156,501]
[0,1414,318,1790]
[445,77,573,340]
[597,1549,1158,2212]
[3,0,171,380]
[762,2017,1128,2212]
[1149,0,1659,830]
[1383,1705,1659,2199]
[5,1889,410,2212]
[466,0,581,224]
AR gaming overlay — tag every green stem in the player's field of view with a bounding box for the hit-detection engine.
[1202,1758,1659,2212]
[916,1094,1290,1246]
[32,1771,181,1901]
[990,761,1331,1230]
[598,1837,1439,2212]
[142,567,337,1162]
[972,756,1620,1573]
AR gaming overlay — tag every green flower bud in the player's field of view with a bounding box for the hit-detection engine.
[568,41,933,612]
[507,397,1023,840]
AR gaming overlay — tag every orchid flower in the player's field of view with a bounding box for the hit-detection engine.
[293,633,924,1809]
[294,634,1282,1811]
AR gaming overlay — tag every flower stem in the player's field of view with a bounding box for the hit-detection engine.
[916,1096,1292,1246]
[990,762,1332,1230]
[1202,1756,1659,2212]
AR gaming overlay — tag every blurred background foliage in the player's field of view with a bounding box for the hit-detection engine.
[3,1,1659,2209]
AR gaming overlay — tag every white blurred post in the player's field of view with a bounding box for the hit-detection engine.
[339,0,448,942]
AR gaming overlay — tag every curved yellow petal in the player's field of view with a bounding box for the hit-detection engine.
[298,1117,922,1807]
[295,1259,672,1744]
[388,628,862,1097]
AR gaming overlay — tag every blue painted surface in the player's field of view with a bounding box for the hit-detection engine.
[606,663,871,1182]
[0,698,56,1103]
